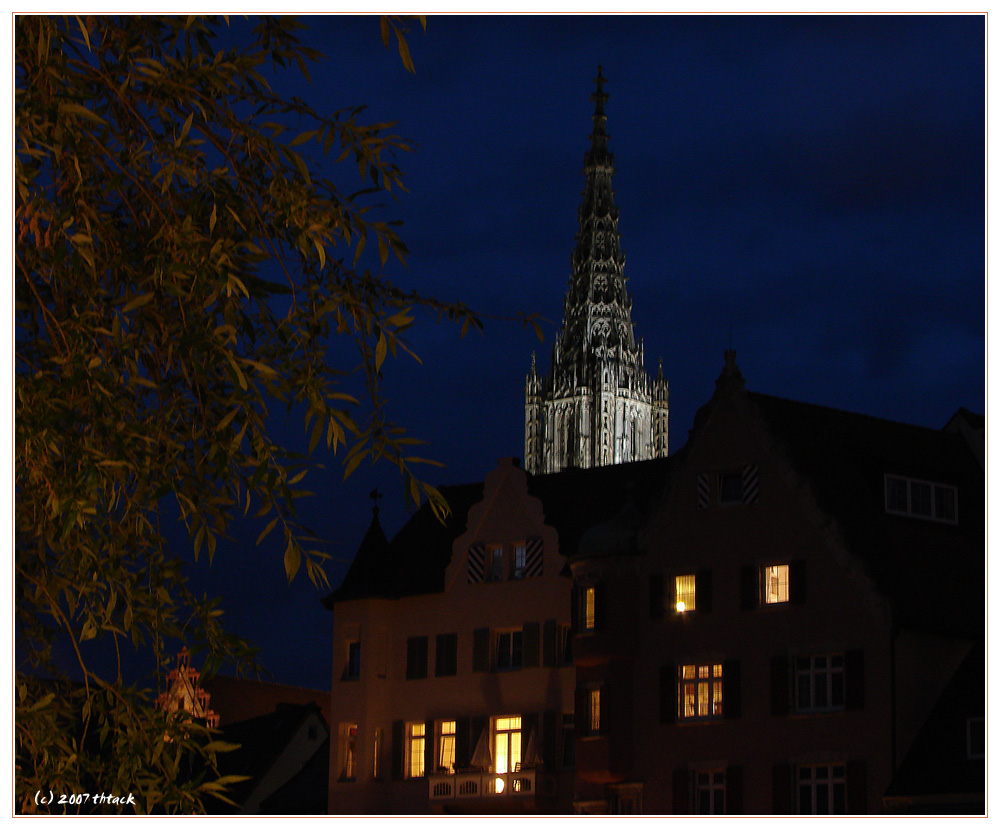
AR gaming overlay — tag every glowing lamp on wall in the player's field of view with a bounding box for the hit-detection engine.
[675,600,686,613]
[495,776,505,794]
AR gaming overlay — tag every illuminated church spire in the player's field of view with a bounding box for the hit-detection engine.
[525,67,669,474]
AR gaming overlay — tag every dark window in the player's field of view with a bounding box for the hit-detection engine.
[885,474,958,523]
[487,546,504,582]
[719,472,743,505]
[795,655,845,712]
[345,641,361,680]
[495,630,523,670]
[561,713,575,768]
[406,636,428,679]
[435,633,458,677]
[513,544,526,579]
[695,770,726,814]
[797,764,846,814]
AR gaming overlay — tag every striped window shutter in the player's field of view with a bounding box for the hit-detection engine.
[742,464,759,503]
[524,536,544,577]
[697,473,710,508]
[467,543,485,583]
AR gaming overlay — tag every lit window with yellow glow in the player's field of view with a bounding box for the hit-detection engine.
[407,722,425,778]
[679,663,723,719]
[437,721,456,773]
[589,688,601,733]
[494,716,521,775]
[763,564,789,604]
[584,586,596,630]
[675,574,696,613]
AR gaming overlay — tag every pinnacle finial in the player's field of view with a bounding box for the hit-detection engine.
[592,66,608,116]
[586,65,611,167]
[369,486,382,517]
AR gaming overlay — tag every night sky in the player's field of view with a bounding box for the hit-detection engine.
[185,15,984,692]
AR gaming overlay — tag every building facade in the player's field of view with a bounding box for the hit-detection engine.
[327,354,983,815]
[525,68,668,474]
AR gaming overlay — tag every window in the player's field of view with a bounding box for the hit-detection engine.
[584,586,596,631]
[513,544,527,579]
[494,716,522,774]
[609,783,643,814]
[340,723,358,781]
[719,472,743,505]
[675,574,696,613]
[344,640,361,680]
[557,624,573,664]
[588,688,601,733]
[438,720,456,773]
[763,564,789,604]
[561,713,575,768]
[407,722,426,778]
[797,764,846,814]
[795,655,845,712]
[487,545,504,581]
[885,475,958,523]
[679,663,723,720]
[406,636,428,679]
[496,630,523,670]
[435,633,458,677]
[695,770,726,814]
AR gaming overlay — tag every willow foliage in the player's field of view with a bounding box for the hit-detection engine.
[15,15,477,813]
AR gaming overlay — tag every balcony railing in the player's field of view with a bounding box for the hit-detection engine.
[428,769,536,800]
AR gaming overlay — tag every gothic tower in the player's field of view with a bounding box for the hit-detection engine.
[525,68,669,474]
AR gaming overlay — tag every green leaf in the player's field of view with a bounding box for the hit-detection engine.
[122,292,154,313]
[374,331,387,372]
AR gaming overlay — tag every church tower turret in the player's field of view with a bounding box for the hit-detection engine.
[525,68,669,474]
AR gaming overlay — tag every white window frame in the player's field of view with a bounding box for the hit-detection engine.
[493,715,522,774]
[406,721,425,778]
[340,722,358,781]
[513,543,527,579]
[674,574,696,613]
[884,474,958,523]
[495,629,523,671]
[678,663,724,720]
[694,769,726,814]
[762,564,789,605]
[795,654,845,712]
[437,720,456,773]
[797,763,846,814]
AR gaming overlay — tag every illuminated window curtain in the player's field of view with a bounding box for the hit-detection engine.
[674,574,696,612]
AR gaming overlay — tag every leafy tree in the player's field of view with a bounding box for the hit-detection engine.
[15,14,480,813]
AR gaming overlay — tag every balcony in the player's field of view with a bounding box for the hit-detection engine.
[428,768,537,801]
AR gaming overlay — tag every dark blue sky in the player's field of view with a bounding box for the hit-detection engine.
[187,15,984,691]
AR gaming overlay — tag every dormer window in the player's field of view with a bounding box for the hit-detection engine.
[885,475,958,523]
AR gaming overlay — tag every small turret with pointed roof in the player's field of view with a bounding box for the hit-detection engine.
[524,68,669,474]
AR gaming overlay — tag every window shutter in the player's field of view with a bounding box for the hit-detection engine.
[570,585,580,633]
[672,766,690,814]
[542,619,557,667]
[789,558,807,604]
[455,718,471,770]
[770,655,790,715]
[847,758,867,813]
[649,573,664,619]
[574,685,588,736]
[391,719,404,780]
[542,710,557,769]
[696,568,713,614]
[742,464,759,503]
[723,658,741,718]
[594,582,607,631]
[740,565,758,610]
[845,649,865,710]
[726,765,744,814]
[523,621,540,668]
[771,762,793,814]
[472,627,490,673]
[467,543,485,583]
[424,719,435,775]
[660,663,676,723]
[697,473,710,508]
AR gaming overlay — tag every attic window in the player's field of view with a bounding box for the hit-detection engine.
[885,475,958,523]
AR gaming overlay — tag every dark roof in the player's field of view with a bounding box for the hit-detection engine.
[258,735,329,814]
[884,646,985,811]
[745,392,984,637]
[326,457,672,604]
[210,702,327,813]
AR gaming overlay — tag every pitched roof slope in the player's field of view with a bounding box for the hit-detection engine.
[746,392,984,637]
[326,458,672,604]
